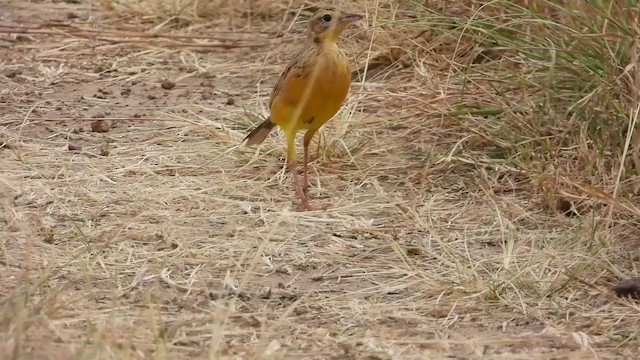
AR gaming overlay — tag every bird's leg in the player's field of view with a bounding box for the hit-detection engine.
[286,130,312,211]
[302,129,318,197]
[287,159,308,207]
[302,146,309,196]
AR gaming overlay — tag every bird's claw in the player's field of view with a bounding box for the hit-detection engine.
[295,200,313,212]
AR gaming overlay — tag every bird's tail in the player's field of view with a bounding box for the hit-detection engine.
[243,117,276,146]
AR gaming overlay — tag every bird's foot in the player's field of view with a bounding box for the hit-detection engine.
[292,182,312,211]
[295,186,313,212]
[294,199,313,212]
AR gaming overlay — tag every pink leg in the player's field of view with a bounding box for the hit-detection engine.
[302,129,318,196]
[285,130,311,211]
[287,159,310,210]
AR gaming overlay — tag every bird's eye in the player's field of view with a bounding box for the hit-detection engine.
[322,14,332,22]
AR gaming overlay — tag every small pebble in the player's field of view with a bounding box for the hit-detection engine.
[99,143,110,157]
[161,80,176,90]
[68,143,82,151]
[91,120,111,133]
[615,278,640,299]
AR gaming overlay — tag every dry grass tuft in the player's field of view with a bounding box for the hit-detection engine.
[103,0,229,22]
[1,0,640,358]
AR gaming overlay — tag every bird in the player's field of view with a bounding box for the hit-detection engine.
[243,6,362,211]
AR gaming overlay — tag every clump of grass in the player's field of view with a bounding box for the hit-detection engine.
[103,0,231,23]
[406,0,640,212]
[102,0,313,26]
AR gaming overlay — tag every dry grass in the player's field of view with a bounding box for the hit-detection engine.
[2,0,640,358]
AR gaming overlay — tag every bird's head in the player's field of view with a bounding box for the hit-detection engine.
[308,7,363,44]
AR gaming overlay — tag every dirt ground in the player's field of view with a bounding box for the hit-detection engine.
[1,0,639,359]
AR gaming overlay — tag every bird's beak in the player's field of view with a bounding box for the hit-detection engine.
[338,13,363,25]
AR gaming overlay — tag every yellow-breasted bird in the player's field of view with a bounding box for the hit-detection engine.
[243,7,362,211]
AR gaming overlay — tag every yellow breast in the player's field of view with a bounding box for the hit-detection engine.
[269,46,352,133]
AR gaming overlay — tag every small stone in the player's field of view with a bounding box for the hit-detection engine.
[161,80,176,90]
[99,143,110,156]
[556,198,579,217]
[91,120,111,133]
[68,143,82,151]
[615,278,640,299]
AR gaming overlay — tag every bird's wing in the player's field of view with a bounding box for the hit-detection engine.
[269,49,314,110]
